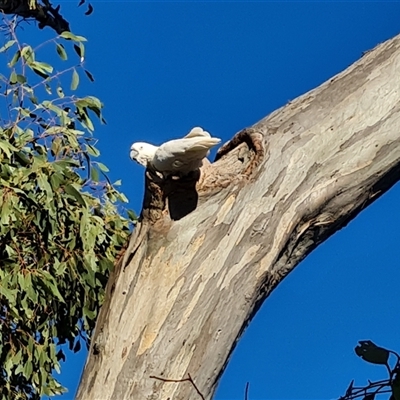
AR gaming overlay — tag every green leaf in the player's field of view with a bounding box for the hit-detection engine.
[86,144,100,157]
[29,60,53,74]
[96,162,109,172]
[0,285,16,303]
[9,71,17,84]
[14,363,25,376]
[0,40,16,53]
[53,159,80,168]
[83,305,96,320]
[24,359,33,379]
[60,31,87,42]
[31,67,49,79]
[0,27,133,399]
[127,209,137,221]
[45,83,52,94]
[18,273,28,292]
[19,107,31,118]
[21,45,35,63]
[74,43,85,60]
[14,350,22,365]
[4,353,15,375]
[28,60,53,79]
[355,340,389,365]
[64,184,86,206]
[78,110,94,131]
[16,74,26,84]
[90,166,99,182]
[76,96,103,110]
[57,85,64,98]
[38,271,65,302]
[29,95,38,105]
[26,279,38,303]
[49,172,63,190]
[42,101,64,116]
[118,192,128,203]
[15,151,31,166]
[8,49,21,67]
[56,43,67,60]
[43,126,66,135]
[71,68,79,91]
[54,361,61,374]
[37,173,54,203]
[0,139,18,157]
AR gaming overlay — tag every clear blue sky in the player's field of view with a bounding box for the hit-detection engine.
[13,1,400,399]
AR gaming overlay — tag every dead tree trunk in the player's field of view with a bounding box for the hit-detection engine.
[76,34,400,400]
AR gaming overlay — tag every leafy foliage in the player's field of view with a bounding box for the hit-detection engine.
[0,19,133,399]
[339,341,400,400]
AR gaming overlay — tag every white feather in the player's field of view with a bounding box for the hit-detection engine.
[183,126,211,139]
[130,127,221,175]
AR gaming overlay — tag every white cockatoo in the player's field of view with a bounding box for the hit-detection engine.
[130,127,221,176]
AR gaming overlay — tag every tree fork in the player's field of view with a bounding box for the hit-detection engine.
[77,34,400,399]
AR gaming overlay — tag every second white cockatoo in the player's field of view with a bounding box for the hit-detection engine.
[130,127,221,176]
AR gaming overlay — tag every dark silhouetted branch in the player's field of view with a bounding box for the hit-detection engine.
[0,0,70,33]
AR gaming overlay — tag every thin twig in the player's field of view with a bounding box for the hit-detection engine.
[244,382,249,400]
[150,373,205,400]
[339,378,392,400]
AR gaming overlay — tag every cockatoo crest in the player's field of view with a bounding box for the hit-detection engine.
[130,127,221,176]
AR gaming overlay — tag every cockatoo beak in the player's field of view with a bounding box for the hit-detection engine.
[130,148,139,162]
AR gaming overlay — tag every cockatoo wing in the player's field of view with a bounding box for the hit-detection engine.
[152,135,221,174]
[184,137,221,152]
[183,127,211,139]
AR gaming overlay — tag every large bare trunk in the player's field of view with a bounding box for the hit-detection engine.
[76,34,400,400]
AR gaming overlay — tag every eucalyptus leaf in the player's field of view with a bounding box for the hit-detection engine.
[57,86,65,98]
[0,40,16,53]
[71,68,80,90]
[56,43,67,60]
[355,340,389,365]
[0,25,132,399]
[8,49,21,67]
[60,31,87,42]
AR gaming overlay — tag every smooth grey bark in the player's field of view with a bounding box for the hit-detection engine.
[77,33,400,400]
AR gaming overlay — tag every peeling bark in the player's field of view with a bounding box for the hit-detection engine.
[77,34,400,400]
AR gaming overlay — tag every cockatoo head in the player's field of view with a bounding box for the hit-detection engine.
[130,142,158,167]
